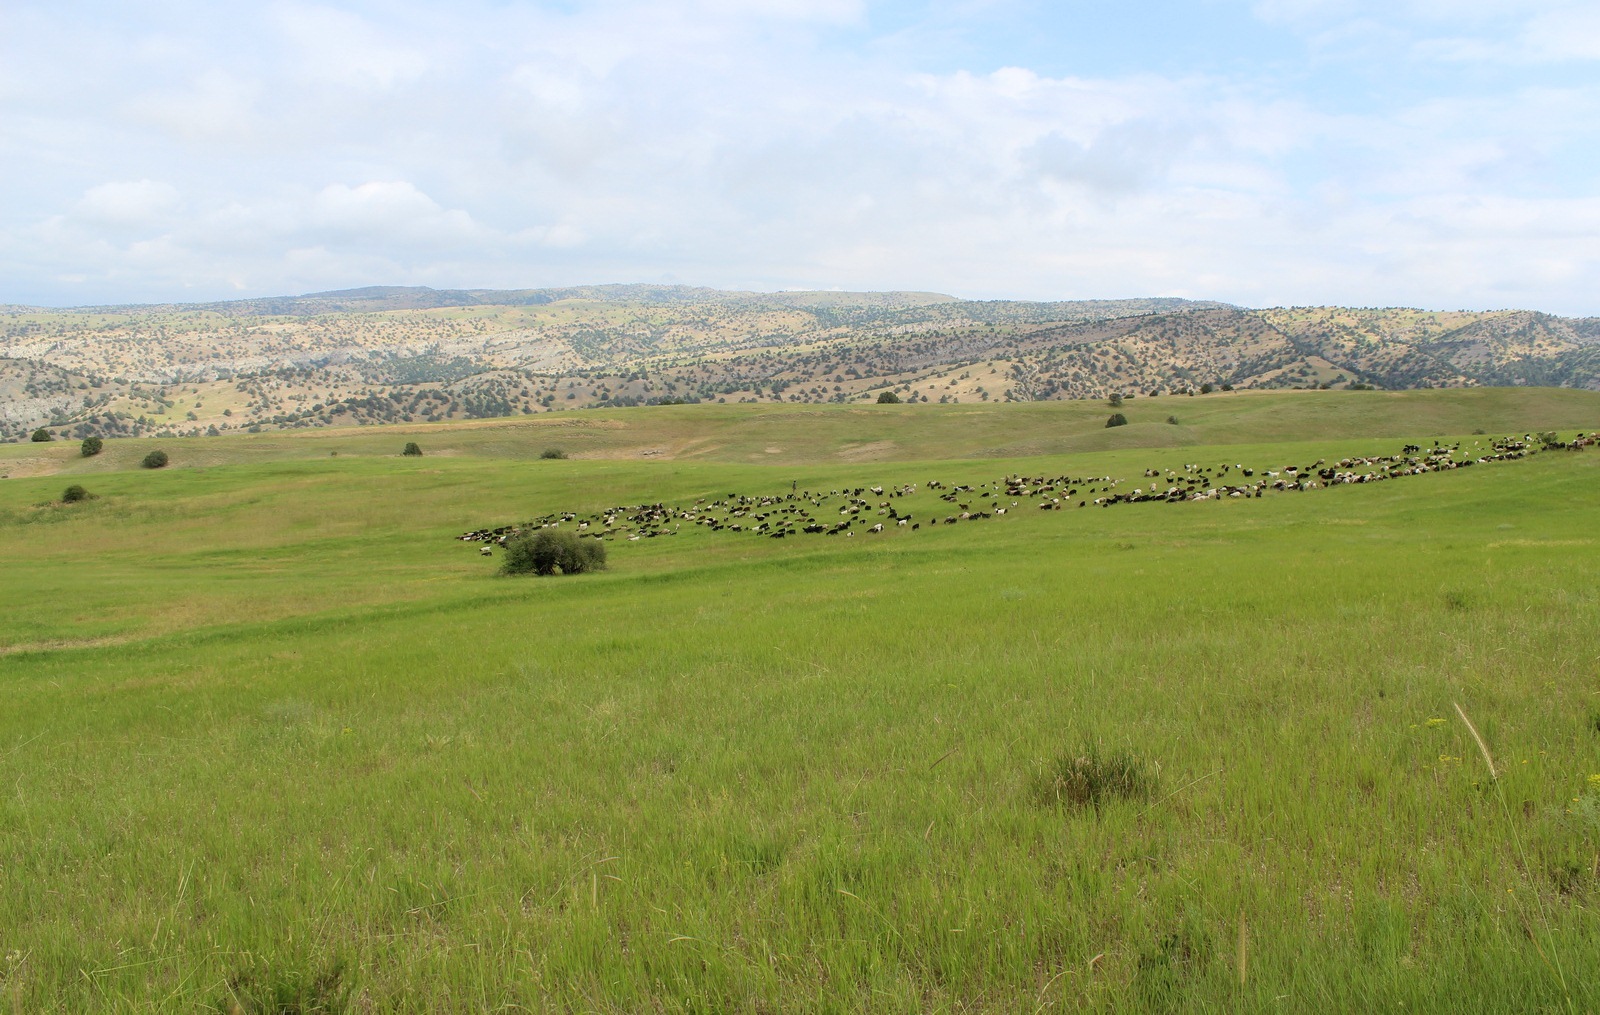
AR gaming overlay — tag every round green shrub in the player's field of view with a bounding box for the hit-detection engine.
[501,529,607,576]
[1105,413,1129,428]
[30,428,53,442]
[80,435,103,457]
[539,448,568,460]
[402,442,423,456]
[141,450,169,469]
[1166,415,1180,425]
[875,390,901,404]
[61,484,90,503]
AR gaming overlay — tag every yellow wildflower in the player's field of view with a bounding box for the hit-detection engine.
[1587,773,1600,792]
[1425,717,1447,728]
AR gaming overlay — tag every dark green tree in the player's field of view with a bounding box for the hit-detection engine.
[501,530,607,576]
[31,428,52,442]
[1105,413,1129,428]
[80,435,103,457]
[141,450,169,469]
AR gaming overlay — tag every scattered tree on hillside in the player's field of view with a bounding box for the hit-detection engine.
[1105,413,1129,428]
[402,442,423,456]
[80,435,103,457]
[31,428,52,442]
[141,450,169,469]
[876,390,902,404]
[61,484,91,503]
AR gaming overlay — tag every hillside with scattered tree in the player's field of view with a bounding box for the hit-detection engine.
[3,285,1597,441]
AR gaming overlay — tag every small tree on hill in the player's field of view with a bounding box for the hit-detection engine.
[876,390,901,404]
[80,435,103,457]
[539,448,568,459]
[402,442,423,456]
[141,450,169,469]
[31,428,52,442]
[1105,413,1129,428]
[501,529,607,576]
[61,484,91,503]
[1108,393,1124,408]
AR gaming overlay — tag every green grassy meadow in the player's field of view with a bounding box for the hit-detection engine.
[2,390,1599,1012]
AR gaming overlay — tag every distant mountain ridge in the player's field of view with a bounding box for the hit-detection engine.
[32,284,974,316]
[1,286,1595,442]
[25,284,1232,318]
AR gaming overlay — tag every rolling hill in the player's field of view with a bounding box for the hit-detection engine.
[3,285,1597,443]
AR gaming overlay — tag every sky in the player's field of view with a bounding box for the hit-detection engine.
[2,0,1598,313]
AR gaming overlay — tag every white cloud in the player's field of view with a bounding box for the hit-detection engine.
[72,180,183,230]
[272,3,430,90]
[694,0,864,22]
[310,181,483,245]
[0,1,1595,314]
[1257,0,1600,64]
[1522,6,1600,61]
[125,71,263,143]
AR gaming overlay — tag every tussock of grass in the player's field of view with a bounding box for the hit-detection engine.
[217,960,350,1015]
[1136,927,1210,1011]
[1030,744,1158,811]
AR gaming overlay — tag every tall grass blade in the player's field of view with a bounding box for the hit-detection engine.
[1453,701,1496,780]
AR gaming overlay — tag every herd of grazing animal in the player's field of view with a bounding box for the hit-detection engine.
[459,433,1595,553]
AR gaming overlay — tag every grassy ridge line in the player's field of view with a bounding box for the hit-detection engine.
[3,387,1599,478]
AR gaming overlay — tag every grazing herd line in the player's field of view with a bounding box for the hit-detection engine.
[457,433,1596,553]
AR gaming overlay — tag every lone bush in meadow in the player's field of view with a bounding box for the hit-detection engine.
[61,484,91,503]
[402,442,423,456]
[31,428,52,442]
[80,435,103,457]
[1108,392,1124,408]
[141,450,169,469]
[876,390,901,404]
[539,448,568,459]
[1105,413,1129,428]
[1167,415,1180,425]
[501,529,607,576]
